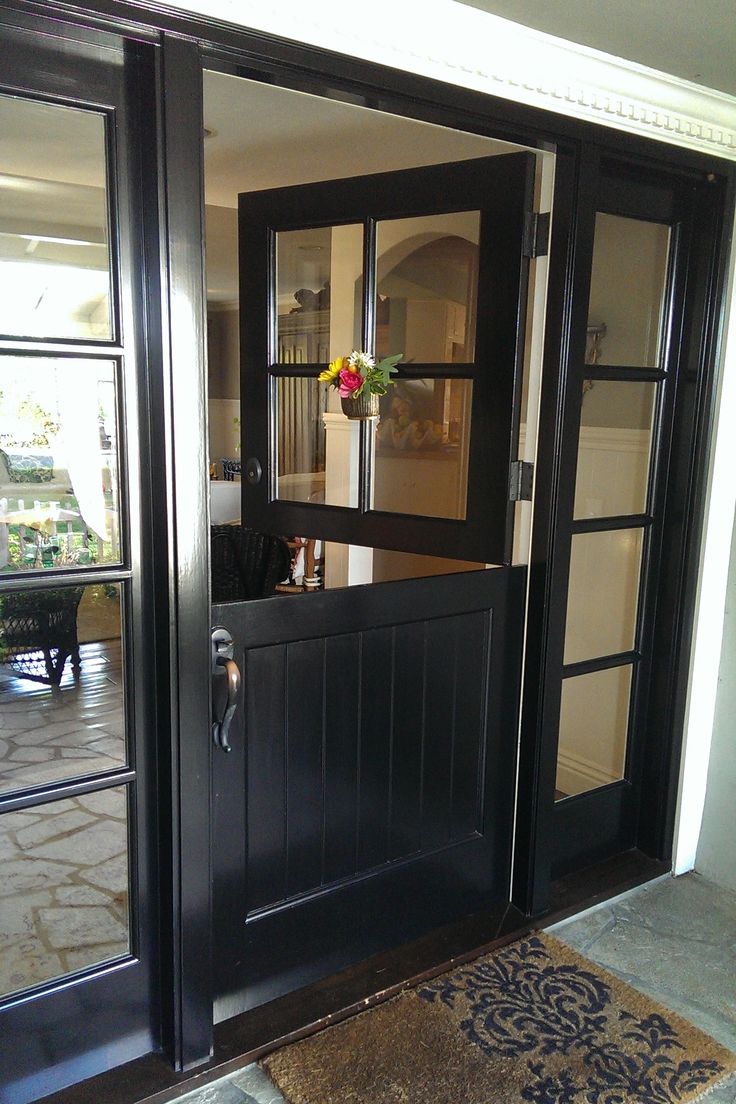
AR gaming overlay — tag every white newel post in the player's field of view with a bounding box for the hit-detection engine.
[322,412,373,588]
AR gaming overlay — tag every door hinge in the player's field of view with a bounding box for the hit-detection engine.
[523,211,551,259]
[509,460,534,502]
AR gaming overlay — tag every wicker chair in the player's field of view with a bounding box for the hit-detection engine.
[210,525,291,602]
[0,587,84,686]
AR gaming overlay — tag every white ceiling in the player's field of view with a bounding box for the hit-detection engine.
[203,71,533,300]
[454,0,736,96]
[202,71,522,208]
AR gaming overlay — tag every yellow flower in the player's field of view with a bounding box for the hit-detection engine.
[318,357,344,383]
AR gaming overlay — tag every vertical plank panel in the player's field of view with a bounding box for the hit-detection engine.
[421,616,456,850]
[389,621,425,859]
[246,645,287,912]
[323,633,360,883]
[285,639,325,898]
[451,611,488,839]
[356,626,394,871]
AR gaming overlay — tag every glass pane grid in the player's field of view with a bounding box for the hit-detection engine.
[376,212,480,365]
[276,225,362,366]
[587,213,670,370]
[574,380,656,521]
[0,582,126,797]
[371,379,472,521]
[0,785,130,1000]
[0,93,113,343]
[556,665,633,800]
[563,528,644,666]
[0,357,122,574]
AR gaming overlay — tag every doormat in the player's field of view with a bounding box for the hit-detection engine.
[262,932,736,1104]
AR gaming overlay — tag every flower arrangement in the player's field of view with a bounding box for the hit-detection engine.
[318,350,402,418]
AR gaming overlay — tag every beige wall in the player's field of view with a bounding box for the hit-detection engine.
[583,213,669,431]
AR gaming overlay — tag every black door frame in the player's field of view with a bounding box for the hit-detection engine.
[0,7,165,1100]
[0,0,733,1092]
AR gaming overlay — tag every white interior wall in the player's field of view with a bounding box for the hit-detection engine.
[695,513,736,890]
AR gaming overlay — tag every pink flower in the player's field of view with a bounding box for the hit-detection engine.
[338,367,363,398]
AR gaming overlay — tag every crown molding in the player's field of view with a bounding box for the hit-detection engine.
[168,0,736,161]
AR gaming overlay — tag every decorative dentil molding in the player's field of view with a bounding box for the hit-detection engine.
[168,0,736,160]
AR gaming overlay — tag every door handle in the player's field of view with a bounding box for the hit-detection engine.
[212,627,241,753]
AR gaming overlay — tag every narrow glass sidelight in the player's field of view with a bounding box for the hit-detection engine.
[0,94,113,342]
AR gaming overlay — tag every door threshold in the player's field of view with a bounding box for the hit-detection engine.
[38,850,668,1104]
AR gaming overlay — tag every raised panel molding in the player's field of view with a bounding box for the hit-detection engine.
[170,0,736,160]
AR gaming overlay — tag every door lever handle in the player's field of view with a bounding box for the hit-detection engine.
[213,655,240,752]
[211,627,240,753]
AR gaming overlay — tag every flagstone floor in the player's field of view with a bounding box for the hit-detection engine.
[175,872,736,1104]
[0,641,129,999]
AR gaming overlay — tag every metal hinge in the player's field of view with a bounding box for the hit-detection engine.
[523,211,551,259]
[509,460,534,502]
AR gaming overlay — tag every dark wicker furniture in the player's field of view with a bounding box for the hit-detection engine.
[210,525,290,602]
[0,587,84,686]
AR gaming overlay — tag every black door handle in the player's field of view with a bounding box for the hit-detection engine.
[212,627,240,752]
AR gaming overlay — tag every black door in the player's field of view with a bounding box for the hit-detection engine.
[0,16,159,1102]
[212,153,535,1018]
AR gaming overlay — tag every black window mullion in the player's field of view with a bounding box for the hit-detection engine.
[392,363,476,378]
[582,365,666,382]
[0,768,137,816]
[571,514,652,534]
[359,217,377,514]
[562,650,640,679]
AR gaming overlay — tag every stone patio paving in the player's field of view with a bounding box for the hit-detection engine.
[0,641,129,999]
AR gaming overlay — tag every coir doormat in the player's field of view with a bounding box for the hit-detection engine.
[262,932,736,1104]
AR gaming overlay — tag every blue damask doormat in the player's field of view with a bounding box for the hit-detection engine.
[262,933,736,1103]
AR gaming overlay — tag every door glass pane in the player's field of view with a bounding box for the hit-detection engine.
[574,381,656,519]
[588,213,670,368]
[0,582,125,794]
[276,224,362,364]
[375,212,480,363]
[370,379,472,520]
[0,358,121,572]
[0,94,112,341]
[0,785,129,998]
[276,378,358,507]
[556,665,632,799]
[564,530,643,665]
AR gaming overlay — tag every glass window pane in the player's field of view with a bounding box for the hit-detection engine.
[376,212,480,363]
[276,225,362,365]
[370,379,472,520]
[276,378,358,507]
[0,94,112,341]
[556,666,632,799]
[564,530,643,665]
[0,786,129,998]
[574,381,656,519]
[587,213,670,368]
[0,358,121,572]
[0,582,125,794]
